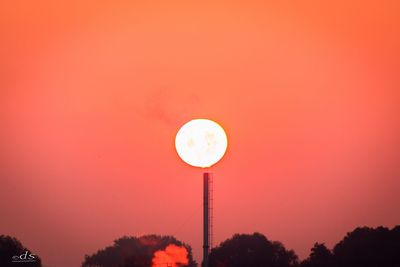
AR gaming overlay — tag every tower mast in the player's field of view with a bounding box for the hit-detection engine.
[203,172,213,267]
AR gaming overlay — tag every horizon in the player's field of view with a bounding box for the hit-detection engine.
[3,225,400,267]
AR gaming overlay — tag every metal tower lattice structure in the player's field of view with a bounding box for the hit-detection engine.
[203,172,213,267]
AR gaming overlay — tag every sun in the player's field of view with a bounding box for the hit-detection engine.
[175,119,228,168]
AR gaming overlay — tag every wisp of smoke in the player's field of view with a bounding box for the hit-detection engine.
[151,244,189,267]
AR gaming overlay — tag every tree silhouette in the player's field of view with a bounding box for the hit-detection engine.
[332,226,400,267]
[300,225,400,267]
[81,234,197,267]
[0,235,42,267]
[208,232,298,267]
[301,243,333,267]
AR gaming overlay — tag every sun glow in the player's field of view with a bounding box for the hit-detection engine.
[175,119,228,168]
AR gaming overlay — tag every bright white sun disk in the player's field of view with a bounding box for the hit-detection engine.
[175,119,228,168]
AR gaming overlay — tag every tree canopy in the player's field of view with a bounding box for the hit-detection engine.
[208,232,298,267]
[301,243,333,267]
[301,226,400,267]
[81,234,197,267]
[0,235,42,267]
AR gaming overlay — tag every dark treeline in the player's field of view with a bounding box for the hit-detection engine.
[81,235,197,267]
[300,225,400,267]
[209,225,400,267]
[1,225,399,267]
[0,235,42,267]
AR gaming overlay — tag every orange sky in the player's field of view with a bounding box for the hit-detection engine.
[1,1,400,267]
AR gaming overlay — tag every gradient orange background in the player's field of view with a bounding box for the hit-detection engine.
[1,1,399,267]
